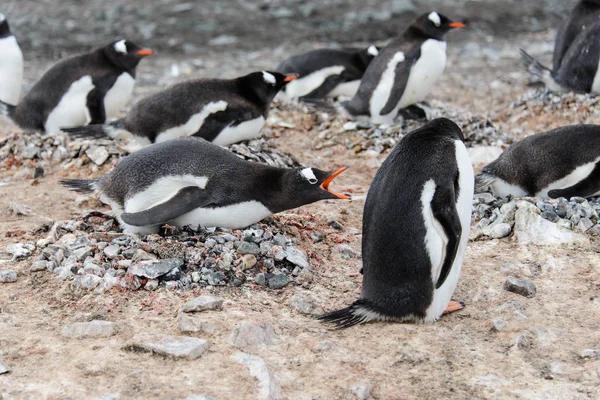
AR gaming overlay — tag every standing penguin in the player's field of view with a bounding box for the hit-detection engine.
[276,45,379,101]
[0,40,153,134]
[341,12,464,124]
[60,137,349,235]
[63,71,297,151]
[476,125,600,199]
[0,12,23,106]
[319,118,473,328]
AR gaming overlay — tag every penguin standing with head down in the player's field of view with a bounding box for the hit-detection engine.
[341,12,464,124]
[61,137,349,235]
[319,118,473,328]
[63,71,297,151]
[0,40,153,133]
[0,12,23,106]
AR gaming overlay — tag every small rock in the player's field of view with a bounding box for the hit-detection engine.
[103,244,121,259]
[273,234,287,246]
[491,318,508,332]
[128,258,183,279]
[86,146,110,165]
[267,274,290,289]
[504,276,537,298]
[240,254,257,270]
[310,231,325,242]
[145,279,159,291]
[228,322,278,350]
[0,360,10,374]
[231,352,280,400]
[328,219,345,230]
[180,296,224,313]
[288,293,314,315]
[6,243,34,259]
[285,247,309,269]
[177,313,219,335]
[580,349,600,359]
[0,270,17,283]
[514,207,588,245]
[338,244,360,259]
[550,362,568,375]
[72,246,92,261]
[75,274,102,290]
[515,333,533,350]
[236,242,260,255]
[486,223,512,239]
[132,248,157,261]
[54,266,74,280]
[126,332,211,360]
[351,384,373,400]
[254,273,266,287]
[62,320,118,338]
[30,260,47,272]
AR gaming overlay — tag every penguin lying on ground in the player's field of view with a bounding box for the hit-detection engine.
[61,137,349,234]
[319,118,473,328]
[520,1,600,93]
[341,12,464,124]
[0,40,152,134]
[275,45,379,101]
[64,71,297,152]
[476,125,600,199]
[0,12,23,106]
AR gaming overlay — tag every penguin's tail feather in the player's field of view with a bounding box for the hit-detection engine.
[519,49,563,92]
[474,172,497,193]
[61,120,124,139]
[317,299,393,329]
[300,98,340,115]
[0,99,16,118]
[59,178,97,194]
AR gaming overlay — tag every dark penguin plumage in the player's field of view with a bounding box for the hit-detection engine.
[521,1,600,94]
[61,137,349,234]
[341,12,464,124]
[319,118,474,328]
[276,45,379,101]
[0,39,152,134]
[63,71,297,152]
[476,125,600,199]
[0,12,23,106]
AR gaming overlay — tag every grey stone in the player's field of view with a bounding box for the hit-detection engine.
[254,273,266,287]
[576,217,594,232]
[75,274,102,290]
[6,243,34,259]
[177,313,219,335]
[237,241,260,255]
[240,254,257,270]
[180,296,224,313]
[285,246,309,269]
[145,279,159,291]
[228,322,278,350]
[103,244,121,259]
[0,270,17,283]
[311,231,325,242]
[580,349,600,359]
[351,384,373,400]
[273,233,287,246]
[54,266,74,280]
[132,249,157,261]
[127,332,210,360]
[128,258,183,279]
[86,146,110,165]
[30,260,47,272]
[338,244,360,259]
[62,320,118,338]
[231,352,280,400]
[288,293,314,315]
[0,360,10,374]
[486,222,512,238]
[491,318,508,332]
[504,276,537,298]
[267,274,290,290]
[514,207,588,245]
[72,246,92,261]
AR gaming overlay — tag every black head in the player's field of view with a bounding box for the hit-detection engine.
[0,12,11,39]
[103,39,153,74]
[238,70,298,105]
[408,12,465,40]
[412,117,465,142]
[356,45,380,68]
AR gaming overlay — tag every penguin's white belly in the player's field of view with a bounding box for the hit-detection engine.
[370,51,406,124]
[489,178,529,198]
[104,72,135,119]
[154,100,228,143]
[211,116,265,146]
[327,79,361,98]
[0,36,23,105]
[171,201,272,229]
[591,56,600,93]
[279,66,345,100]
[45,75,95,134]
[536,156,600,198]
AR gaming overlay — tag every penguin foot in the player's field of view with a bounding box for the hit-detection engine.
[443,300,464,315]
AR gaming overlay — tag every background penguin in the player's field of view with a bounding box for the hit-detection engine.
[0,39,152,134]
[60,137,349,234]
[476,124,600,199]
[319,118,473,328]
[275,45,379,101]
[0,12,23,106]
[341,12,464,124]
[64,71,297,151]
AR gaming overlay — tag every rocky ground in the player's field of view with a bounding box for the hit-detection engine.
[1,1,600,399]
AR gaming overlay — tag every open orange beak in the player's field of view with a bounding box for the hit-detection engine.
[448,22,465,29]
[136,49,154,56]
[320,166,350,200]
[284,74,298,82]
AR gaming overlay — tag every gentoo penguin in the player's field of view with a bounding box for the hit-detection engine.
[0,12,23,106]
[553,0,600,72]
[476,124,600,199]
[63,71,297,151]
[60,137,349,235]
[341,12,464,124]
[319,118,474,328]
[275,45,379,101]
[0,40,152,134]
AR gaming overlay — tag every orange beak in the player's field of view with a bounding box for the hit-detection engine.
[320,166,350,200]
[284,74,298,82]
[136,49,154,56]
[448,22,465,29]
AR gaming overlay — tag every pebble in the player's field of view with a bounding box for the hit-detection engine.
[72,246,92,261]
[580,349,600,359]
[75,274,102,290]
[0,270,17,283]
[128,258,183,279]
[127,332,211,360]
[491,318,508,332]
[6,243,34,259]
[103,244,121,259]
[30,260,47,272]
[288,293,315,315]
[254,273,266,287]
[0,360,9,375]
[85,146,110,165]
[285,246,309,269]
[267,274,290,289]
[145,279,159,291]
[180,296,224,313]
[236,242,260,255]
[486,223,512,239]
[231,352,280,400]
[62,320,118,338]
[228,322,278,350]
[177,313,219,335]
[54,266,74,280]
[504,276,537,298]
[351,384,373,400]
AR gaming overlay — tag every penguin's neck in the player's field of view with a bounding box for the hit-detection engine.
[102,48,137,76]
[235,76,271,109]
[246,166,295,213]
[403,26,443,42]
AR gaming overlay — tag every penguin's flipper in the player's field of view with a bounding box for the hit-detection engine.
[301,75,344,100]
[380,50,419,116]
[194,109,254,143]
[121,186,214,227]
[547,162,600,199]
[430,184,462,289]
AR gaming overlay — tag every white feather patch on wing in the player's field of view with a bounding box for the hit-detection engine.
[279,65,345,100]
[125,175,209,214]
[369,51,405,124]
[154,100,228,143]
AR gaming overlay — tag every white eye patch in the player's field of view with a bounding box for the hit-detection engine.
[367,45,379,57]
[301,168,318,184]
[262,71,276,85]
[0,13,5,23]
[114,39,128,54]
[428,12,441,27]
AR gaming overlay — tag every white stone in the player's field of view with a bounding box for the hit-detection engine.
[180,296,224,313]
[0,269,17,283]
[514,207,588,245]
[127,332,211,360]
[231,352,280,400]
[62,320,118,338]
[228,322,278,350]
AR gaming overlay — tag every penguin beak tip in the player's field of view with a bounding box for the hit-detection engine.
[284,74,298,82]
[136,49,154,56]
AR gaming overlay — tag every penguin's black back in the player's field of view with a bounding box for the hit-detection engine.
[277,48,368,79]
[361,118,463,318]
[554,1,600,71]
[481,124,600,194]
